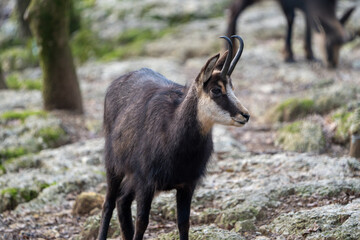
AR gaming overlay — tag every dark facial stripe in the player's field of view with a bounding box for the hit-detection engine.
[213,94,240,117]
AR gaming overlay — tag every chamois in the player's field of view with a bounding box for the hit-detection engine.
[98,36,249,240]
[227,0,359,68]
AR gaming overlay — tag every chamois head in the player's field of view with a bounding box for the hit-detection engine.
[316,6,359,68]
[196,36,249,132]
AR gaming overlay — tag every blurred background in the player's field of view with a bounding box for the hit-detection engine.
[0,0,360,239]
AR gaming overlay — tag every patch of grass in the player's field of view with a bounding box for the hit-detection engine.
[0,147,27,162]
[6,73,42,90]
[0,110,47,122]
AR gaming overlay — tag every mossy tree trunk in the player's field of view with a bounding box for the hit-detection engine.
[16,0,32,38]
[0,64,7,89]
[27,0,83,113]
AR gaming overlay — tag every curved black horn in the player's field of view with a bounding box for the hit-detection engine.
[228,35,244,76]
[220,36,233,78]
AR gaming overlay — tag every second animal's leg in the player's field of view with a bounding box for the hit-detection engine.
[280,2,295,62]
[133,187,155,240]
[304,15,315,60]
[176,184,196,240]
[116,187,135,240]
[226,0,256,55]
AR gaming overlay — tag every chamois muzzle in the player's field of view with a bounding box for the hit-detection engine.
[220,35,245,77]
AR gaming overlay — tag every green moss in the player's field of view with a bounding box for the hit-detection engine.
[35,126,67,147]
[0,164,6,175]
[19,188,38,202]
[0,147,28,162]
[0,110,47,122]
[0,186,41,212]
[71,26,174,63]
[71,29,110,63]
[266,98,315,123]
[1,188,19,198]
[100,28,173,62]
[37,181,56,191]
[5,73,42,90]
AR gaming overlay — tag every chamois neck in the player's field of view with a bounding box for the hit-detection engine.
[174,83,213,137]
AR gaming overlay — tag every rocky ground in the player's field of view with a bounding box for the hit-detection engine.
[1,0,360,239]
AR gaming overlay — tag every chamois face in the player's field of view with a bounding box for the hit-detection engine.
[196,52,249,133]
[316,6,357,68]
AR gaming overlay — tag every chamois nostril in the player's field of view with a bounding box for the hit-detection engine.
[242,113,250,122]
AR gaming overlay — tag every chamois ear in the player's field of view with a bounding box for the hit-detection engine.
[340,6,356,26]
[214,50,229,71]
[198,53,220,84]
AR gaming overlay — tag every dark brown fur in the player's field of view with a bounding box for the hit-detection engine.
[227,0,357,67]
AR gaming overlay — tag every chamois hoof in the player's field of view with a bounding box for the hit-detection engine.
[284,57,295,63]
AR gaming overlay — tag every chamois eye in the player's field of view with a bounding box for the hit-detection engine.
[211,88,222,96]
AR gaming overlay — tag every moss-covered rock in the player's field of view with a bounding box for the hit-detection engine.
[0,186,40,212]
[265,85,359,123]
[156,225,245,240]
[275,120,326,153]
[72,192,104,216]
[215,205,259,230]
[0,113,69,163]
[77,213,120,240]
[265,98,315,123]
[265,199,360,239]
[331,109,354,144]
[3,154,42,173]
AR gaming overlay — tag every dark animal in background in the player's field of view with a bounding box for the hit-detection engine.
[98,36,250,240]
[227,0,359,68]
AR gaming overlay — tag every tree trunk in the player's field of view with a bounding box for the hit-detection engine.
[0,64,7,89]
[16,0,32,38]
[350,135,360,159]
[27,0,83,113]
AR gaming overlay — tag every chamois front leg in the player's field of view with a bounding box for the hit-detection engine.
[98,176,121,240]
[304,15,315,61]
[133,187,155,240]
[280,3,295,62]
[176,184,196,240]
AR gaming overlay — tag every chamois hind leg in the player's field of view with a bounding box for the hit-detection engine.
[176,184,196,240]
[226,0,256,55]
[98,174,122,240]
[116,183,135,240]
[133,186,155,240]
